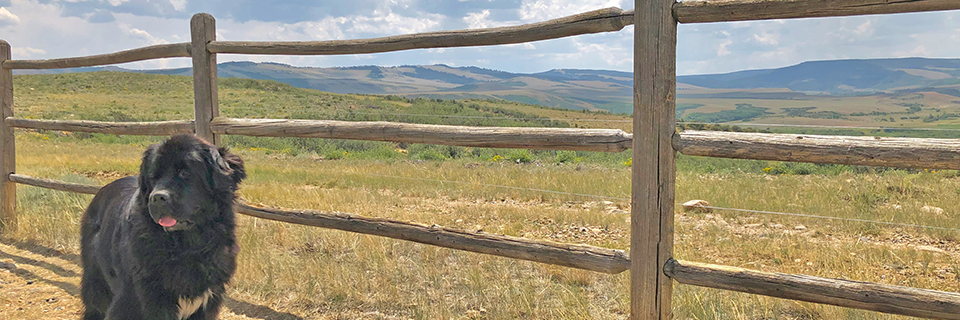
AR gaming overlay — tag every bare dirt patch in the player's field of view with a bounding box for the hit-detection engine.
[76,170,129,182]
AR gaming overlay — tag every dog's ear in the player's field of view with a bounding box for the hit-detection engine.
[138,143,161,198]
[219,147,246,185]
[203,145,246,190]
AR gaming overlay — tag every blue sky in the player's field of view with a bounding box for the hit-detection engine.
[0,0,957,75]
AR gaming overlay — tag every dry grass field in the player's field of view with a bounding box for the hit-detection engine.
[3,134,959,319]
[677,91,960,130]
[3,72,960,319]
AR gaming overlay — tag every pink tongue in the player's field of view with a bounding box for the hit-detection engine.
[158,216,177,227]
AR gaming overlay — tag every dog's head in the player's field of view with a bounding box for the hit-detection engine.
[138,135,246,231]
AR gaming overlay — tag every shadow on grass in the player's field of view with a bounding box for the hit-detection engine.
[1,238,305,320]
[224,298,305,320]
[0,248,80,296]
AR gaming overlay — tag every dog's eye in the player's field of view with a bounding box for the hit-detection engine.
[178,169,190,180]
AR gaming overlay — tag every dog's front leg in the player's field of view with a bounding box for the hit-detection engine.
[185,291,224,320]
[133,284,181,320]
[103,283,175,320]
[102,289,141,320]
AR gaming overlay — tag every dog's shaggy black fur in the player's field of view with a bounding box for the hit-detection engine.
[80,135,246,320]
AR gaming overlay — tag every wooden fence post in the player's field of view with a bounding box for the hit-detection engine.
[0,40,15,232]
[631,0,677,318]
[191,13,219,145]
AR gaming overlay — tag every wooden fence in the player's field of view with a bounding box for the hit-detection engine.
[1,1,959,319]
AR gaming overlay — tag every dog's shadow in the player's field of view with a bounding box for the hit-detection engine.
[0,238,305,320]
[224,298,305,320]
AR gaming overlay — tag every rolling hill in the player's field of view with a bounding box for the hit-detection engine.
[17,57,960,114]
[678,58,960,93]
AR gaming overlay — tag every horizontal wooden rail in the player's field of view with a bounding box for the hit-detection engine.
[9,117,959,169]
[211,117,633,152]
[674,0,960,24]
[207,8,633,55]
[5,118,195,136]
[9,174,101,194]
[2,43,191,70]
[674,130,960,170]
[665,259,960,320]
[235,203,629,273]
[7,173,630,273]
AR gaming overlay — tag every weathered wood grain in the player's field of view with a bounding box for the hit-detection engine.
[191,13,220,145]
[632,0,677,318]
[5,118,195,136]
[8,174,102,195]
[2,43,190,70]
[665,259,960,319]
[0,41,14,231]
[674,130,960,170]
[207,8,633,55]
[235,203,630,274]
[674,0,960,24]
[210,117,633,152]
[9,118,957,170]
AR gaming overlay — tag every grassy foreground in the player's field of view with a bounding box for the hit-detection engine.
[5,72,960,318]
[6,134,960,319]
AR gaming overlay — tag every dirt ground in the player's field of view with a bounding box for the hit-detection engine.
[0,240,305,320]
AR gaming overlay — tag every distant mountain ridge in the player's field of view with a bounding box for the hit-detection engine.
[679,58,960,93]
[16,57,960,114]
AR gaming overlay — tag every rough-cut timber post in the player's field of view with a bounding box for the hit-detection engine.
[0,41,14,232]
[632,0,677,319]
[191,13,219,145]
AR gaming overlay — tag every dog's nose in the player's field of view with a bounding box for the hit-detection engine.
[150,190,171,204]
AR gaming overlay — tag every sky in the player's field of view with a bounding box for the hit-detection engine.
[0,0,957,75]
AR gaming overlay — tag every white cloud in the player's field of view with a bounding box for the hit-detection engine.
[120,23,170,45]
[752,32,779,46]
[169,0,186,12]
[893,45,929,57]
[106,0,129,7]
[463,10,496,29]
[519,0,622,22]
[504,42,536,50]
[554,37,631,68]
[0,7,20,27]
[217,18,346,42]
[717,39,732,56]
[11,46,45,57]
[853,19,874,36]
[348,10,443,35]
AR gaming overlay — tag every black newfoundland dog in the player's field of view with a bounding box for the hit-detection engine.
[80,135,246,320]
